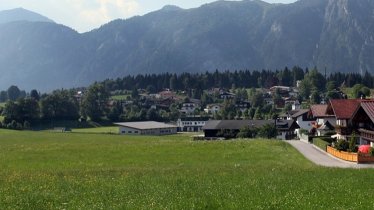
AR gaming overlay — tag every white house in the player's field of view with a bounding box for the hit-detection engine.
[291,109,315,138]
[180,102,200,115]
[204,104,222,114]
[177,117,210,132]
[310,104,336,136]
[115,121,177,135]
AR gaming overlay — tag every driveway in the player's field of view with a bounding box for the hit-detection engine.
[286,140,374,169]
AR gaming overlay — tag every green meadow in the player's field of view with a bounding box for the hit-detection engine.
[0,129,374,209]
[72,126,119,134]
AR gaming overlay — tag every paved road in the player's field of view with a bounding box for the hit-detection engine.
[286,140,374,169]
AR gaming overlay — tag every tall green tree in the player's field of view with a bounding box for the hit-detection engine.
[0,91,7,102]
[81,84,109,121]
[7,85,21,101]
[18,98,40,123]
[40,90,79,121]
[30,89,40,101]
[351,84,371,98]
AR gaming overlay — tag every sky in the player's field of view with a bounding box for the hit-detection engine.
[0,0,297,33]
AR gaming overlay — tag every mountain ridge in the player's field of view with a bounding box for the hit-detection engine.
[0,0,373,91]
[0,7,53,24]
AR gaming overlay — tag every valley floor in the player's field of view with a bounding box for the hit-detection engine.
[0,129,373,209]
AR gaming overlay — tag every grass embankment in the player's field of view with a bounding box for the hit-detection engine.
[110,95,130,100]
[72,126,119,134]
[0,129,374,209]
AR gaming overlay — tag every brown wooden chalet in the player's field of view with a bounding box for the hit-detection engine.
[326,99,374,145]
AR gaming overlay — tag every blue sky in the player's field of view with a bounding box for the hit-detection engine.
[0,0,297,32]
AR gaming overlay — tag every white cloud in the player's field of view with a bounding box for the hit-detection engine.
[0,0,297,32]
[66,0,140,30]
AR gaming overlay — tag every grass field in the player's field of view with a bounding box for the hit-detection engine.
[72,126,119,134]
[111,95,130,100]
[1,129,374,209]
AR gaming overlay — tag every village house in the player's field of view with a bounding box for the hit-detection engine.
[202,119,298,140]
[176,116,210,132]
[275,119,300,140]
[204,104,222,114]
[325,99,362,140]
[310,104,335,136]
[356,101,374,146]
[291,109,315,138]
[269,86,292,97]
[284,97,300,110]
[322,99,374,145]
[219,91,236,100]
[235,100,251,112]
[115,121,177,135]
[157,90,176,99]
[180,99,201,115]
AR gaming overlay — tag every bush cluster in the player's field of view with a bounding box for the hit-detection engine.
[313,138,331,151]
[0,120,30,130]
[333,139,349,151]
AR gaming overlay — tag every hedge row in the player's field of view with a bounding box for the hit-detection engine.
[313,138,332,152]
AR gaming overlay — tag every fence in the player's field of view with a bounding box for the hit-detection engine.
[326,146,374,163]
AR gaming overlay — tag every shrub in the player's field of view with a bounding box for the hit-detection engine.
[370,147,374,157]
[320,137,335,143]
[313,138,331,151]
[334,139,349,151]
[257,124,277,139]
[7,120,18,130]
[237,126,257,139]
[348,132,357,152]
[23,121,31,130]
[324,131,337,136]
[299,129,308,135]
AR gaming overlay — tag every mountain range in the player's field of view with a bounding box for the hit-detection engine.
[0,0,374,91]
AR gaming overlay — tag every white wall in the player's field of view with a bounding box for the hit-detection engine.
[119,127,141,135]
[296,115,313,138]
[119,126,177,135]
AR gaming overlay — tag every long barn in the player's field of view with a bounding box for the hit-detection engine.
[115,121,177,136]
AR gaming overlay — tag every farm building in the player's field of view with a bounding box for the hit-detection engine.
[115,121,177,135]
[202,120,299,140]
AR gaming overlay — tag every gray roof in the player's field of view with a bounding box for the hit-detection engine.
[276,120,300,131]
[203,120,274,130]
[291,109,310,118]
[203,120,298,131]
[115,121,177,130]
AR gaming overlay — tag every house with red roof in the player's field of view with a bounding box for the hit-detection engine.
[354,101,374,146]
[326,99,362,140]
[326,99,374,142]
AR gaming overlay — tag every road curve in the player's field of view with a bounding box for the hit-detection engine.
[286,140,374,169]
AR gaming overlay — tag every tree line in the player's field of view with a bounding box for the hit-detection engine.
[99,67,374,94]
[1,66,374,129]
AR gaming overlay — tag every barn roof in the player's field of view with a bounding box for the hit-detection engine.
[310,104,333,118]
[115,121,177,130]
[203,120,273,130]
[328,99,361,119]
[360,101,374,123]
[202,120,298,131]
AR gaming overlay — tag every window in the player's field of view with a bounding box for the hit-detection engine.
[134,131,139,134]
[128,131,132,134]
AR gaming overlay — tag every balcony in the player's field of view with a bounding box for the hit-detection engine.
[335,126,352,135]
[359,129,374,142]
